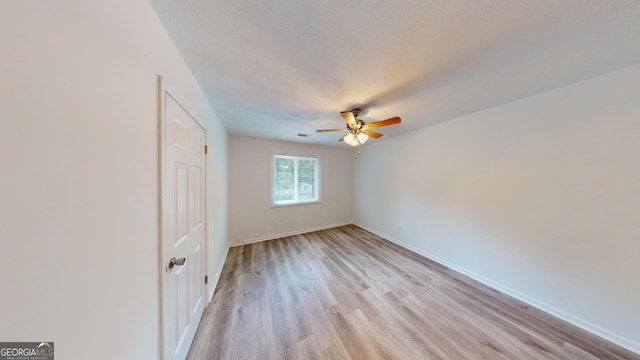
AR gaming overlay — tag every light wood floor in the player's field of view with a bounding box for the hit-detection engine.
[187,225,639,360]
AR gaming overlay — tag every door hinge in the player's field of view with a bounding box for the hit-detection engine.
[204,145,208,155]
[205,275,208,284]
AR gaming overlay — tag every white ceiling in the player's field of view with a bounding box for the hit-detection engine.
[149,0,640,146]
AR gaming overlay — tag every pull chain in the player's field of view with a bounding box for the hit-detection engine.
[353,140,362,159]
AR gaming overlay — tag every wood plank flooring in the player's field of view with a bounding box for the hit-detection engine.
[187,225,639,360]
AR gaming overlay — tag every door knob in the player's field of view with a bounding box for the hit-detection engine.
[168,257,186,269]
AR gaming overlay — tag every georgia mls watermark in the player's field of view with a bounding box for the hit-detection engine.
[0,342,54,360]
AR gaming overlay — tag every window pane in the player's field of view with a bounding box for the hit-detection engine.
[297,159,315,200]
[274,157,295,202]
[273,155,319,206]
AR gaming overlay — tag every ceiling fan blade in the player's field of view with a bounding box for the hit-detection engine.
[316,128,348,133]
[362,116,401,129]
[362,129,383,139]
[339,134,346,142]
[340,111,357,128]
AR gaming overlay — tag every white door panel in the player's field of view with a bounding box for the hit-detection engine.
[160,80,206,360]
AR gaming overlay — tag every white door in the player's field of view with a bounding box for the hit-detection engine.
[159,80,206,360]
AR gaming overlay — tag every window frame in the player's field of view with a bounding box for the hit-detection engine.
[271,154,321,207]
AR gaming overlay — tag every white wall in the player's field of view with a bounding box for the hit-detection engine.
[228,135,353,245]
[205,124,229,301]
[354,64,640,353]
[0,1,228,359]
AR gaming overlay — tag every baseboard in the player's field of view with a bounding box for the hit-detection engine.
[354,223,640,356]
[229,221,354,247]
[207,244,230,303]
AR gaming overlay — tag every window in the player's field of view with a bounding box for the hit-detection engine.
[273,155,319,206]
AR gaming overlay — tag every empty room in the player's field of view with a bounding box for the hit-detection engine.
[1,1,639,360]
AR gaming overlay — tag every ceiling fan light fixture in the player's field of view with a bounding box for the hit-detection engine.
[344,132,369,146]
[343,132,359,146]
[357,132,369,144]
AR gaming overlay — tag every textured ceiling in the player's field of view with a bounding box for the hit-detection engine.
[149,0,640,146]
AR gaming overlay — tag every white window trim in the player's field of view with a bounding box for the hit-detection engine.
[271,154,321,207]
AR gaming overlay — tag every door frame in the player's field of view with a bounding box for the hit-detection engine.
[157,75,208,360]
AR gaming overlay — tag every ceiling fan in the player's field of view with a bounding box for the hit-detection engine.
[316,108,401,146]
